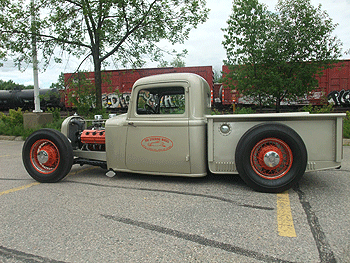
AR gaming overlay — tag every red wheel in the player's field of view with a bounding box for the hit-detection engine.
[235,123,307,193]
[23,129,73,183]
[30,139,60,174]
[250,138,293,180]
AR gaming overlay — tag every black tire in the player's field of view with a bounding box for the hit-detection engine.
[235,123,307,193]
[22,128,73,183]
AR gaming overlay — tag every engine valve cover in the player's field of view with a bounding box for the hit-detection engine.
[80,129,105,145]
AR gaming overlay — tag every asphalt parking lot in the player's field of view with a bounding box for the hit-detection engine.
[0,139,349,263]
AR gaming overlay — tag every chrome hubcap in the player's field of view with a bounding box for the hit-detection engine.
[263,151,280,168]
[37,150,49,164]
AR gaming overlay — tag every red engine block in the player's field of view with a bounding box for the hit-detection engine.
[80,129,106,145]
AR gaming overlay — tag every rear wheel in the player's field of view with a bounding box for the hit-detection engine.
[235,123,307,193]
[22,129,73,183]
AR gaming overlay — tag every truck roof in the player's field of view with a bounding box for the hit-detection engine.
[132,72,208,88]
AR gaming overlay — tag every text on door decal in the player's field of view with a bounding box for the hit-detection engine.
[141,136,173,152]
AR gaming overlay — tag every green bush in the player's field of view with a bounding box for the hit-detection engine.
[301,104,334,113]
[0,109,25,136]
[343,111,350,139]
[211,108,221,115]
[211,105,256,115]
[1,108,23,126]
[0,108,63,139]
[46,107,61,121]
[234,107,256,114]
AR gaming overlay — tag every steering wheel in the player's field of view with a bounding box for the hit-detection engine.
[145,104,157,114]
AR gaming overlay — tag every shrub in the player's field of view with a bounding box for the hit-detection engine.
[0,108,63,139]
[211,108,221,115]
[0,109,25,136]
[1,108,23,126]
[234,107,256,114]
[46,107,61,121]
[343,111,350,139]
[301,104,334,113]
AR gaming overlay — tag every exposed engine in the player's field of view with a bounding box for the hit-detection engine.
[63,114,117,170]
[65,114,115,152]
[78,115,107,151]
[80,128,106,151]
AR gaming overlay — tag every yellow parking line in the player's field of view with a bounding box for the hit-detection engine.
[277,191,297,237]
[0,167,95,197]
[0,182,40,197]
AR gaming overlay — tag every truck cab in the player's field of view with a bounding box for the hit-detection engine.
[105,73,211,177]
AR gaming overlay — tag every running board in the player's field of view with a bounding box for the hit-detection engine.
[73,158,107,170]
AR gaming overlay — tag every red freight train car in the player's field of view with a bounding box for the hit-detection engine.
[64,66,213,109]
[219,60,350,107]
[316,60,350,106]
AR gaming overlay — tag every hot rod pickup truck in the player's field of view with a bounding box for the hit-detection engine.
[22,73,345,192]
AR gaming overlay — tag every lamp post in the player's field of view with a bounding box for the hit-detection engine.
[31,0,41,112]
[23,0,53,129]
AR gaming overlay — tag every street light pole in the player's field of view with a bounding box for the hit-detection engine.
[31,0,41,112]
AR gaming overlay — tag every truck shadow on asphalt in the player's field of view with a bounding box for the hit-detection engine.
[66,165,250,190]
[64,166,274,211]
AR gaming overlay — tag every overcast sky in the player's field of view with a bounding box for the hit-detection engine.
[1,0,349,88]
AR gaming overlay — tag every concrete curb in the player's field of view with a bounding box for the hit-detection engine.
[344,139,350,146]
[0,135,23,141]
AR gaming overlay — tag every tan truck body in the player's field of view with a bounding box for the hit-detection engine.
[24,73,345,192]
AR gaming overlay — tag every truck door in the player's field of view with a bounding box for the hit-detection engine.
[125,85,191,175]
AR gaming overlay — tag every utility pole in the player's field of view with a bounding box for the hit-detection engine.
[31,0,41,112]
[24,0,52,129]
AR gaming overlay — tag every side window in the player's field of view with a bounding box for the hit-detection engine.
[137,87,185,115]
[137,90,157,115]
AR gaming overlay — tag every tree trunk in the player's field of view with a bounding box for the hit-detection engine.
[93,52,102,110]
[276,97,281,113]
[258,94,263,112]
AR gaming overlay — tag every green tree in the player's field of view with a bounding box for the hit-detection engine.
[0,0,209,109]
[222,0,274,110]
[65,71,97,117]
[49,73,65,90]
[0,79,34,90]
[157,50,188,68]
[222,0,342,112]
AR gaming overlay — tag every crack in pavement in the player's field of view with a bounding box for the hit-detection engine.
[65,179,274,211]
[101,214,296,263]
[293,184,337,263]
[0,245,67,263]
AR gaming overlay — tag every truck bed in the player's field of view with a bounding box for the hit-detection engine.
[207,112,345,174]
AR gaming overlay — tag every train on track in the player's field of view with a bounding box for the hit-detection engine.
[218,60,350,109]
[1,61,350,111]
[0,88,62,111]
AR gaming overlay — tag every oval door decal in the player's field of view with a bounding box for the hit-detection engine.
[141,136,173,152]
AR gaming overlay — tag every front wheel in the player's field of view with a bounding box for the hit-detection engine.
[235,123,307,193]
[22,129,73,183]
